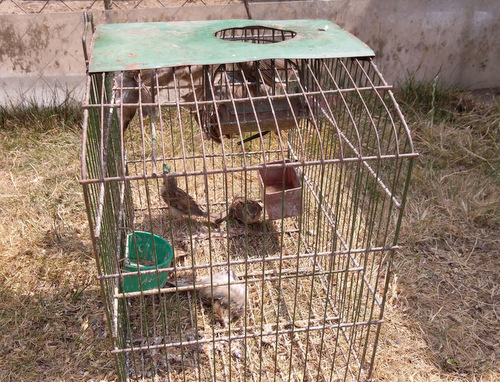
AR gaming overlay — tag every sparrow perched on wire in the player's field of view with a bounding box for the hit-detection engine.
[161,164,223,224]
[214,196,263,225]
[167,269,246,327]
[161,166,207,218]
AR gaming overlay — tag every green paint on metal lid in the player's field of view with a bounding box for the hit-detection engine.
[89,19,374,73]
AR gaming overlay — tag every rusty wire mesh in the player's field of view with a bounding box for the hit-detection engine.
[80,19,416,381]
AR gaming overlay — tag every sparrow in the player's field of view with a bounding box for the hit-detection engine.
[215,196,262,225]
[161,173,207,218]
[160,165,223,224]
[167,269,246,327]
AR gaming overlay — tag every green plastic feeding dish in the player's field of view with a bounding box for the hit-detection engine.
[123,232,173,293]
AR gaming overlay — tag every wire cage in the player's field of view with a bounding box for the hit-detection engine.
[81,17,417,382]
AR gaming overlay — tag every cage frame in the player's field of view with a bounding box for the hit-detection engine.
[81,16,417,382]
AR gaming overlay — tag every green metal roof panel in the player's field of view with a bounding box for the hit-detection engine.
[88,19,375,73]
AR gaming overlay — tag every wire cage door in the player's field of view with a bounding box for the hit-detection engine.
[81,18,417,382]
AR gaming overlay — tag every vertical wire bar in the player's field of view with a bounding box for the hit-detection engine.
[206,67,230,381]
[342,60,375,379]
[186,65,209,381]
[172,68,197,378]
[220,67,251,382]
[148,70,157,174]
[304,60,349,378]
[83,72,128,380]
[111,70,135,380]
[128,71,156,377]
[343,62,380,375]
[328,63,355,373]
[276,63,311,382]
[353,62,412,378]
[158,104,190,381]
[352,62,388,377]
[290,59,326,381]
[254,62,301,380]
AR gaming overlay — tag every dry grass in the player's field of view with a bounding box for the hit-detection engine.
[0,83,499,381]
[373,82,500,382]
[0,99,116,380]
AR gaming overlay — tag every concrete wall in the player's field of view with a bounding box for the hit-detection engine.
[1,0,498,105]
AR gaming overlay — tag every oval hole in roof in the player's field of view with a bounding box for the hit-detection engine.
[215,26,297,44]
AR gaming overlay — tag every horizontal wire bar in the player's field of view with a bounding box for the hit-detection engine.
[81,85,394,109]
[111,319,384,355]
[79,153,418,183]
[125,148,284,165]
[97,245,399,282]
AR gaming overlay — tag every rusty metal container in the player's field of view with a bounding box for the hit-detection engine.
[258,160,302,219]
[217,97,304,135]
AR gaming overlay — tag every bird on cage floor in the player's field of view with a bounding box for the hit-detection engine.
[161,165,223,225]
[166,269,247,327]
[214,196,263,225]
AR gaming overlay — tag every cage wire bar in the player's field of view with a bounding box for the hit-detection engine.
[80,18,417,381]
